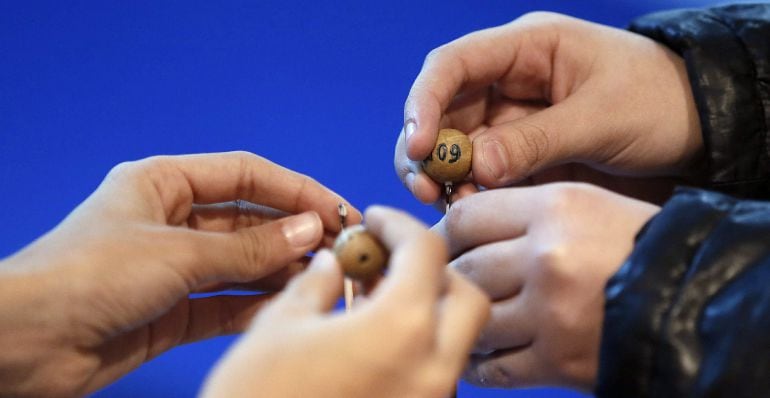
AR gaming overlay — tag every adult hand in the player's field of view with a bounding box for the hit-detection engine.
[434,182,659,391]
[0,151,361,397]
[395,12,701,205]
[201,206,490,398]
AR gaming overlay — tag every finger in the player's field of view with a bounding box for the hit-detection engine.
[473,297,534,354]
[270,250,343,317]
[449,238,527,301]
[433,187,543,256]
[464,348,539,388]
[471,92,602,188]
[181,211,324,284]
[189,202,344,248]
[453,181,480,200]
[404,25,523,161]
[187,201,287,232]
[194,259,309,293]
[84,294,274,393]
[394,129,442,204]
[126,151,362,230]
[364,206,448,308]
[181,295,275,343]
[436,270,490,365]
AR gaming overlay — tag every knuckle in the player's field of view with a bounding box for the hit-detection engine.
[534,240,572,282]
[540,183,580,215]
[137,155,173,172]
[234,152,256,200]
[105,160,137,181]
[237,228,271,277]
[542,182,597,216]
[516,11,567,25]
[228,149,255,160]
[424,45,449,65]
[508,122,553,175]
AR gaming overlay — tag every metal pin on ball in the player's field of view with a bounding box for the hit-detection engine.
[337,203,355,312]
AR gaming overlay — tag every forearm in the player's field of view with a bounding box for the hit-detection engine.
[0,263,77,398]
[629,4,770,199]
[597,188,770,396]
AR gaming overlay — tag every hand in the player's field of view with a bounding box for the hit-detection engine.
[434,182,659,391]
[0,151,361,397]
[395,12,701,205]
[201,206,490,398]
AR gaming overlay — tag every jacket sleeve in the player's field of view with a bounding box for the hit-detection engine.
[596,188,770,397]
[628,4,770,199]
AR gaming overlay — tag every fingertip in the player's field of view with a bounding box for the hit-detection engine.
[413,173,442,204]
[403,110,440,161]
[361,204,391,227]
[309,249,341,276]
[405,127,436,161]
[344,203,364,226]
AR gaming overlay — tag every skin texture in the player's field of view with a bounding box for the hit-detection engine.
[0,151,362,397]
[434,182,659,391]
[201,206,490,398]
[394,12,702,207]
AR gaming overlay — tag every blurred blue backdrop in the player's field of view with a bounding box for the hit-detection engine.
[0,1,733,397]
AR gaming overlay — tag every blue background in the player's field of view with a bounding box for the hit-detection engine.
[0,1,733,397]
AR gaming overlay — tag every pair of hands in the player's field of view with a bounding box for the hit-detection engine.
[0,152,488,398]
[0,11,706,397]
[395,12,704,391]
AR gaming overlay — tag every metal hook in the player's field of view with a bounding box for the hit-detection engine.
[444,182,454,212]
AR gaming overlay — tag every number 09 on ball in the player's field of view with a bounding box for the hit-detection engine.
[421,128,472,183]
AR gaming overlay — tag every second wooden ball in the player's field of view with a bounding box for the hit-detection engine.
[333,225,388,280]
[421,128,472,183]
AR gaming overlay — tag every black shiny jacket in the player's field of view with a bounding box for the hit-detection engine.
[596,4,770,397]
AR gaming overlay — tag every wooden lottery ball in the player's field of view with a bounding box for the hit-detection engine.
[421,128,472,183]
[333,225,388,280]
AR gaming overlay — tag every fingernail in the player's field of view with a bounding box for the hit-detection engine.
[481,139,508,181]
[404,120,416,145]
[283,212,321,247]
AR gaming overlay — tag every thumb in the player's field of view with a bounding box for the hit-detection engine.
[472,93,599,187]
[180,211,325,285]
